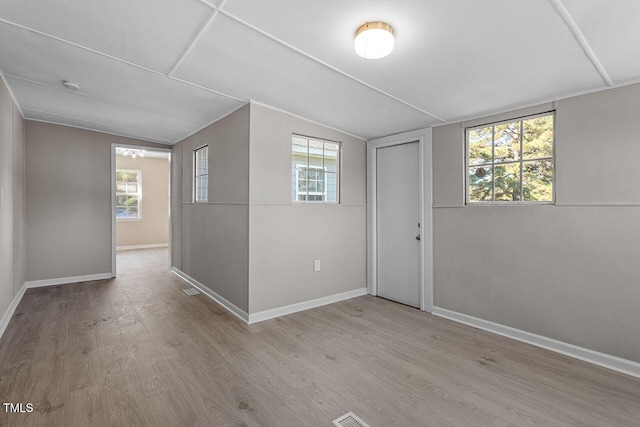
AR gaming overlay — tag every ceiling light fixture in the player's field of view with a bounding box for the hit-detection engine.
[116,147,145,158]
[354,21,395,59]
[62,80,82,91]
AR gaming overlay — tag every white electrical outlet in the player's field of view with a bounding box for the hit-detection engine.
[314,259,321,272]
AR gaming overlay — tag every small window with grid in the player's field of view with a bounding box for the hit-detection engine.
[194,145,208,203]
[291,135,340,203]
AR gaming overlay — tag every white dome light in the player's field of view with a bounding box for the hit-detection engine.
[354,22,395,59]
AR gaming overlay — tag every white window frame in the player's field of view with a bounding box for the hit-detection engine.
[115,169,142,221]
[193,145,208,203]
[291,134,341,204]
[465,111,556,205]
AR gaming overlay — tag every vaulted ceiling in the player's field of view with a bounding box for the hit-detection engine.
[0,0,638,144]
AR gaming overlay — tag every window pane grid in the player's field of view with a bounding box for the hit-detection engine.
[292,135,340,203]
[194,146,208,203]
[115,169,141,219]
[467,113,554,203]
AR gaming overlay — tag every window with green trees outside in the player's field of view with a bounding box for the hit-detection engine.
[467,112,554,203]
[116,170,142,219]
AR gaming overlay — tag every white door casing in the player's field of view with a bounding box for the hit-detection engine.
[367,128,433,312]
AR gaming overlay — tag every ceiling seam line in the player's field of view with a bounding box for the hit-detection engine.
[5,73,205,126]
[196,0,447,123]
[0,18,245,103]
[547,0,614,87]
[434,76,640,129]
[167,76,245,102]
[168,0,230,76]
[22,106,175,142]
[0,18,165,75]
[249,100,366,141]
[172,101,250,143]
[27,117,171,145]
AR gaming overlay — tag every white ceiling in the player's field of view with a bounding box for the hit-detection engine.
[0,0,638,144]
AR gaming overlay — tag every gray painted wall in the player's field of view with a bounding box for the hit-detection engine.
[173,105,250,312]
[171,103,366,315]
[432,84,640,363]
[249,104,367,314]
[0,78,25,318]
[25,121,165,282]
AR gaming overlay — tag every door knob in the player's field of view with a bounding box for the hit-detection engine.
[415,235,421,241]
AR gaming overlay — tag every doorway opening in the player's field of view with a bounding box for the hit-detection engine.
[111,143,171,276]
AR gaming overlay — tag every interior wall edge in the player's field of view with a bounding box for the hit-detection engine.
[0,71,24,118]
[171,267,249,323]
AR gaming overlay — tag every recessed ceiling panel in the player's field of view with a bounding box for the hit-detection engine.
[0,22,246,143]
[8,76,193,143]
[174,13,440,139]
[562,0,640,84]
[223,0,607,122]
[0,0,212,73]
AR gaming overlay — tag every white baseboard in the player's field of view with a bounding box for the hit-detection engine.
[248,287,369,324]
[24,272,114,288]
[171,267,249,323]
[116,243,168,251]
[0,283,27,339]
[432,307,640,379]
[170,267,368,325]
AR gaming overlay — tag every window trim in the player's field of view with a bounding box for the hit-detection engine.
[115,169,142,221]
[464,110,556,206]
[291,133,341,204]
[193,144,209,203]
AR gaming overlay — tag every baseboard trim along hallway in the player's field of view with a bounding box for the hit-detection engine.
[117,243,169,251]
[0,283,26,339]
[248,288,369,324]
[432,306,640,379]
[24,272,114,288]
[2,273,118,339]
[171,267,368,325]
[171,267,250,323]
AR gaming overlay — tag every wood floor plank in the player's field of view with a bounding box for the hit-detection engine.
[1,247,639,426]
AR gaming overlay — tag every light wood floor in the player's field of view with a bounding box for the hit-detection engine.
[1,248,639,426]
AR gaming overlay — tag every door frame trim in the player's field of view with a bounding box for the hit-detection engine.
[367,128,433,312]
[111,143,172,277]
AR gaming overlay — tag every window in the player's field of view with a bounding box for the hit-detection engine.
[194,145,208,203]
[291,135,340,202]
[467,112,554,203]
[116,170,142,220]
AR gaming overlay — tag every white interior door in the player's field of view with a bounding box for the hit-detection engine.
[376,141,420,308]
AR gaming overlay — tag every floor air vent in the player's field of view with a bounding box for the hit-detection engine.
[183,288,201,296]
[333,412,369,427]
